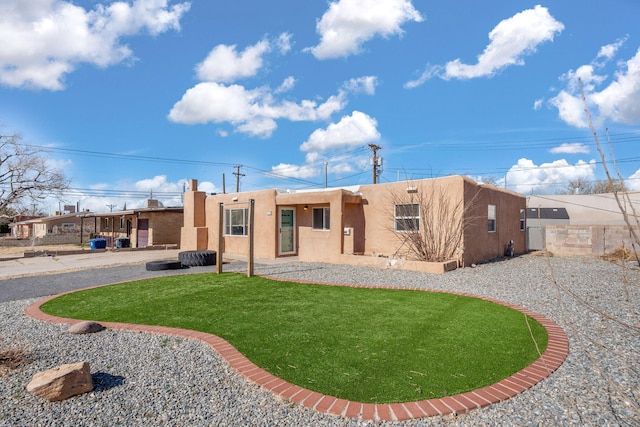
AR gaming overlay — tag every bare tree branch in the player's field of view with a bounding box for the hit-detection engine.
[0,133,69,221]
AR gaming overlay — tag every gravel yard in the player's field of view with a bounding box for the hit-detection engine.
[1,254,638,426]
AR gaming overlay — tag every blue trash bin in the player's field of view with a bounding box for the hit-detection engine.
[89,238,107,250]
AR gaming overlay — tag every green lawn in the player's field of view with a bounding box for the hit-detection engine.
[41,273,548,403]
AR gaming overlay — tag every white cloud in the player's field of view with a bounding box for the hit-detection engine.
[404,64,443,88]
[533,98,544,110]
[502,157,596,194]
[550,41,640,128]
[550,90,587,128]
[195,40,270,83]
[344,76,378,95]
[596,36,628,61]
[270,111,380,180]
[308,0,423,60]
[406,5,563,87]
[444,5,563,80]
[0,0,190,90]
[628,168,640,191]
[276,32,293,54]
[168,82,347,138]
[275,76,296,93]
[549,143,590,155]
[170,31,354,137]
[271,163,319,179]
[300,111,380,152]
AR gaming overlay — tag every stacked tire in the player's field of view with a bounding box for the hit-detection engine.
[178,250,217,267]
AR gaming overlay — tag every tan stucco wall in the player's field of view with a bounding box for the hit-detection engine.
[462,179,526,265]
[181,175,526,267]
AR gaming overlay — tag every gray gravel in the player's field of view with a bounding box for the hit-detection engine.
[1,255,639,426]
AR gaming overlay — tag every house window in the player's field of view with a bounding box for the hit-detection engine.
[119,218,125,229]
[395,203,420,232]
[312,207,330,230]
[488,204,496,232]
[225,208,248,236]
[520,209,525,231]
[103,218,109,229]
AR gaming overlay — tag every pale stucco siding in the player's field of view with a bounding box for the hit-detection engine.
[181,176,527,268]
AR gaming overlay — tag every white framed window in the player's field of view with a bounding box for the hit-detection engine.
[119,218,125,229]
[312,207,330,230]
[103,218,109,229]
[395,203,420,232]
[488,204,496,232]
[225,208,248,236]
[520,209,525,231]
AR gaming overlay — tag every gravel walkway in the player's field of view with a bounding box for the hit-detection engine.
[1,255,638,426]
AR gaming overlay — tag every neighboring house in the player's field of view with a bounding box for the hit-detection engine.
[528,192,640,225]
[181,176,526,271]
[83,201,183,248]
[527,193,640,255]
[522,208,570,251]
[7,212,97,246]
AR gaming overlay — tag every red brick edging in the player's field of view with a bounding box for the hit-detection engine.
[25,282,568,422]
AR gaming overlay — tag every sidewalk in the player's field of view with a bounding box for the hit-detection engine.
[0,248,181,279]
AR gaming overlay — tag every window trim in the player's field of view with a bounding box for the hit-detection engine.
[312,207,330,231]
[488,204,496,233]
[394,203,420,232]
[224,208,249,236]
[103,218,109,229]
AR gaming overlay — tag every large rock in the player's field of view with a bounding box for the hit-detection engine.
[27,362,93,401]
[68,321,105,334]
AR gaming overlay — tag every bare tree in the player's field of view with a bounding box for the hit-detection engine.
[386,182,479,263]
[578,79,640,263]
[0,133,69,223]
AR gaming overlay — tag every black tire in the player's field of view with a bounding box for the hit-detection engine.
[178,250,216,267]
[145,260,183,271]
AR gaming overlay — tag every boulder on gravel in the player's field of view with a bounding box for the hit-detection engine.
[27,361,93,401]
[68,321,105,334]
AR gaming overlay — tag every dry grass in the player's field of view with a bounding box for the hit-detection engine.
[0,347,30,375]
[530,250,554,257]
[601,247,634,262]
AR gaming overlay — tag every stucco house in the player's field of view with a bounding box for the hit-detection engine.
[8,212,97,245]
[181,175,526,271]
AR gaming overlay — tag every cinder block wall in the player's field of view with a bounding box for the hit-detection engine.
[545,225,639,255]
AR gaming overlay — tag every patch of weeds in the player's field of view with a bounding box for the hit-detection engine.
[0,348,31,375]
[601,248,633,262]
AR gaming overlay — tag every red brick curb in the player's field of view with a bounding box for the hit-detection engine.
[25,281,569,422]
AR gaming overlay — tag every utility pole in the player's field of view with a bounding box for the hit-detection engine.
[368,143,382,184]
[233,165,245,192]
[106,204,116,212]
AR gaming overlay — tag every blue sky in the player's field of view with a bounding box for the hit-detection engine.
[1,0,640,213]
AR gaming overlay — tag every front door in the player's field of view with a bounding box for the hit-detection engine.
[138,219,149,248]
[278,207,296,256]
